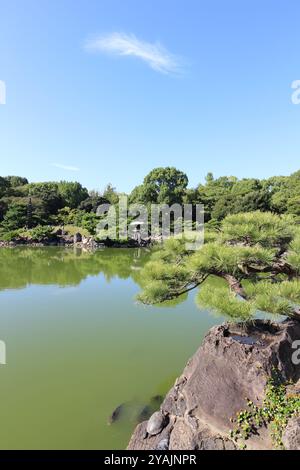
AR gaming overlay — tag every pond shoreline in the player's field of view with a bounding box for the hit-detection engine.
[128,318,300,450]
[0,238,152,249]
[0,246,215,449]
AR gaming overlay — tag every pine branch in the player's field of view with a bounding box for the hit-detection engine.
[222,273,247,298]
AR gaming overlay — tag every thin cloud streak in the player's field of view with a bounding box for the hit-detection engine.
[85,32,182,75]
[52,163,80,172]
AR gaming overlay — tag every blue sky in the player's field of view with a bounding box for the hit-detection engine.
[0,0,300,193]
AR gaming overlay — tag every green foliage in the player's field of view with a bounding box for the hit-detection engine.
[78,193,109,212]
[1,167,300,248]
[213,190,270,221]
[229,370,300,449]
[183,170,300,221]
[137,280,171,304]
[190,175,237,221]
[0,176,10,198]
[138,211,300,321]
[21,225,54,242]
[1,203,27,230]
[77,212,101,235]
[197,284,254,320]
[55,207,100,234]
[55,207,77,225]
[130,167,188,205]
[286,232,300,273]
[28,182,63,214]
[0,199,8,222]
[57,181,89,209]
[4,176,28,187]
[60,224,90,238]
[220,211,295,247]
[0,229,22,241]
[287,195,300,216]
[137,237,203,304]
[102,184,119,205]
[189,243,275,275]
[269,170,300,215]
[26,180,89,214]
[244,280,300,316]
[205,172,214,184]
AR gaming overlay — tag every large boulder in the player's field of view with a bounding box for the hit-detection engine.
[282,417,300,450]
[128,319,300,450]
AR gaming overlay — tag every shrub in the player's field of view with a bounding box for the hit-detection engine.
[0,229,22,241]
[25,226,54,242]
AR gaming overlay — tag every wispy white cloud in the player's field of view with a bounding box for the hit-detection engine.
[85,32,182,75]
[52,163,80,172]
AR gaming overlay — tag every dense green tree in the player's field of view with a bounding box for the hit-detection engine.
[0,200,8,222]
[137,211,300,322]
[102,184,119,205]
[54,207,100,234]
[28,182,63,217]
[57,181,89,209]
[4,176,28,187]
[205,172,214,184]
[211,179,270,220]
[55,207,79,226]
[130,167,188,205]
[0,177,10,198]
[78,212,101,234]
[26,197,33,228]
[287,195,300,216]
[129,184,148,204]
[1,203,27,230]
[78,194,109,213]
[189,175,237,221]
[267,171,300,214]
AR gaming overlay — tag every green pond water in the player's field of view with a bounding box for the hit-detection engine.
[0,247,222,450]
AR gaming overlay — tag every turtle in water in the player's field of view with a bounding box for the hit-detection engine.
[107,403,125,425]
[136,405,152,423]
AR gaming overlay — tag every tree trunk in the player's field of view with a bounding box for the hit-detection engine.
[223,274,246,299]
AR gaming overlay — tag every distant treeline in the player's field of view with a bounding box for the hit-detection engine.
[0,167,299,237]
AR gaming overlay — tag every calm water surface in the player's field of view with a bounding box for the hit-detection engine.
[0,247,221,449]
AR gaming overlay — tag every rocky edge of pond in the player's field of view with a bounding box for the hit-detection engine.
[0,229,152,249]
[127,318,300,450]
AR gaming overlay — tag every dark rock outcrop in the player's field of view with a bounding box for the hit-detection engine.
[128,319,300,450]
[74,232,82,243]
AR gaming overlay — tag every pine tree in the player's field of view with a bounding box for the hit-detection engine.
[137,211,300,321]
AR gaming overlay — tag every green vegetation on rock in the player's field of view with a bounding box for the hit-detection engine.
[229,369,300,449]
